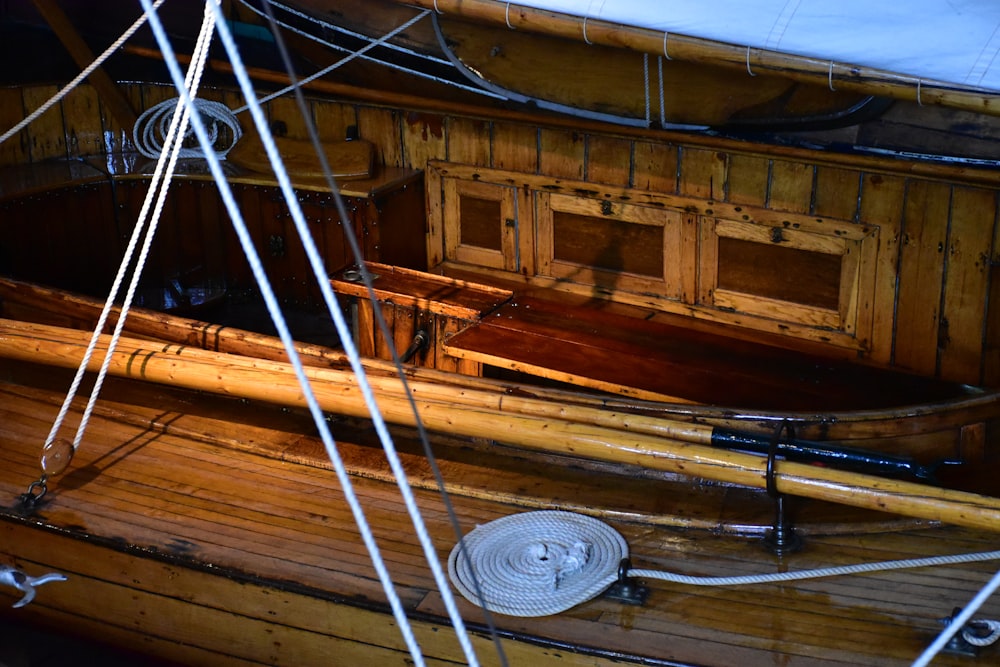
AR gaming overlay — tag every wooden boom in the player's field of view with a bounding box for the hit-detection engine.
[2,317,1000,532]
[407,0,1000,116]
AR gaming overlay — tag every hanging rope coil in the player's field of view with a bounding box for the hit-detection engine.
[449,511,627,617]
[133,98,242,159]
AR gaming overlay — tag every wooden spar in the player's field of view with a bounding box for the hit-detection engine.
[2,317,1000,532]
[121,45,1000,188]
[406,0,1000,117]
[0,276,987,462]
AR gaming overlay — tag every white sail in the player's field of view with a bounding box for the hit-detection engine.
[510,0,1000,90]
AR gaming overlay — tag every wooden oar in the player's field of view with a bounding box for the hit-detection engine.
[2,317,1000,532]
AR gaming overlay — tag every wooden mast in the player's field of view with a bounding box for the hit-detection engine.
[406,0,1000,116]
[3,316,1000,532]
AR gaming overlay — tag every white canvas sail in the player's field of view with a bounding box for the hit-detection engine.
[509,0,1000,91]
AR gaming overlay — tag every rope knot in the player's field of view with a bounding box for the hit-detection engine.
[528,540,592,590]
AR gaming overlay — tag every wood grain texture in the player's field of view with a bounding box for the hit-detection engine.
[1,360,999,666]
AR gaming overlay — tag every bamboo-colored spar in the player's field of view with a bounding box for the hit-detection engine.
[408,0,1000,116]
[3,318,1000,532]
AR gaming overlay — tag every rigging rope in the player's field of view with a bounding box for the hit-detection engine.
[234,0,506,102]
[40,0,219,466]
[0,0,167,149]
[139,2,483,664]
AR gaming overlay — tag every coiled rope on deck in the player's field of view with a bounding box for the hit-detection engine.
[448,511,628,617]
[451,509,1000,635]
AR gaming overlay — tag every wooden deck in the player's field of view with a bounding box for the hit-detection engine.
[1,359,999,666]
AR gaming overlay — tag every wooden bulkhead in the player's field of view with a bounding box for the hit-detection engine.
[2,80,1000,452]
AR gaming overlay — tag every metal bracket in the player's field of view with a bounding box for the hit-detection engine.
[937,607,1000,657]
[603,558,649,606]
[763,421,803,555]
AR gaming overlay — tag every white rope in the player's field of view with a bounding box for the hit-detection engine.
[41,2,218,459]
[962,619,1000,647]
[232,8,434,114]
[451,510,1000,625]
[0,0,167,148]
[142,2,481,664]
[133,98,242,159]
[449,511,627,617]
[658,56,666,128]
[630,549,1000,587]
[642,52,650,126]
[912,567,1000,666]
[234,0,504,102]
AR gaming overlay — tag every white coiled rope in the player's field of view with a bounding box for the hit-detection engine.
[451,509,1000,638]
[133,98,242,159]
[449,510,627,617]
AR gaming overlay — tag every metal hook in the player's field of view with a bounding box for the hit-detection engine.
[0,565,67,608]
[433,0,442,14]
[505,2,515,30]
[582,17,592,45]
[828,61,836,91]
[916,78,924,106]
[663,32,671,60]
[746,46,756,77]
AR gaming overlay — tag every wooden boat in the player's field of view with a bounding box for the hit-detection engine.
[3,2,1000,666]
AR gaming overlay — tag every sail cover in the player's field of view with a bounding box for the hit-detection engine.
[508,0,1000,91]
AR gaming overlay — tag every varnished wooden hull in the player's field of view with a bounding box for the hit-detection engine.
[2,356,1000,666]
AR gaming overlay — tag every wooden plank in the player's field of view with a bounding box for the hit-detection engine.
[330,262,510,322]
[21,84,65,162]
[985,267,1000,387]
[894,180,952,375]
[814,166,861,221]
[58,84,106,159]
[539,127,585,179]
[491,122,538,172]
[726,153,770,207]
[0,88,30,167]
[768,159,814,214]
[265,95,314,140]
[939,186,997,383]
[859,172,906,365]
[586,135,632,187]
[313,100,358,143]
[357,106,403,168]
[631,140,677,192]
[697,216,719,307]
[446,117,491,166]
[444,296,963,411]
[402,111,448,170]
[426,161,446,267]
[678,147,727,200]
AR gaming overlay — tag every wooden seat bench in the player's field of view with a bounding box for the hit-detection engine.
[331,262,969,412]
[441,294,968,411]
